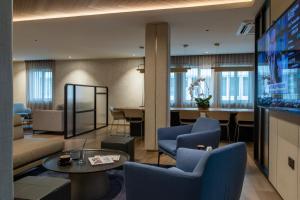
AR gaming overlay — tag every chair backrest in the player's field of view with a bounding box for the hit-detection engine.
[236,112,254,123]
[179,110,200,121]
[13,103,26,113]
[206,111,230,121]
[196,142,247,200]
[123,109,144,119]
[191,117,220,133]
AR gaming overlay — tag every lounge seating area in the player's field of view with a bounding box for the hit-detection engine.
[13,115,65,175]
[1,0,298,200]
[158,117,221,164]
[125,142,247,200]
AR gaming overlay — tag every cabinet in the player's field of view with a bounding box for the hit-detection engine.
[268,112,300,200]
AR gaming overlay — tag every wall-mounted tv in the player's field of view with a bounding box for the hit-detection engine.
[257,0,300,110]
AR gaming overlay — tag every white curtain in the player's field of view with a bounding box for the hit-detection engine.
[26,60,54,110]
[215,71,254,108]
[170,54,254,108]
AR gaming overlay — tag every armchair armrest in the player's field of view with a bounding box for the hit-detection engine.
[177,129,220,150]
[176,148,209,172]
[157,124,193,141]
[124,162,201,200]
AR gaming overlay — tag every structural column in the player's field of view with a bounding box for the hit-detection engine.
[145,23,170,150]
[0,0,13,199]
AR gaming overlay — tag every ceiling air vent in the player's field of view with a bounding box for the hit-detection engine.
[237,20,255,36]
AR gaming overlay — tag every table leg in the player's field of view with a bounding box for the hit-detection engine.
[70,172,110,200]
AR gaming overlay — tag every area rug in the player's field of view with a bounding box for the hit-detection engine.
[17,163,173,200]
[30,169,126,200]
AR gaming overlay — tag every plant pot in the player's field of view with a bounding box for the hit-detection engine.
[197,104,209,110]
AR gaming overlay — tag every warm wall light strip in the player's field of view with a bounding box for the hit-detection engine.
[14,0,253,22]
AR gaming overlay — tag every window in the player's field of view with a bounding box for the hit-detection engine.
[26,60,54,109]
[29,70,53,102]
[168,67,214,106]
[170,72,176,105]
[220,71,254,107]
[183,68,198,102]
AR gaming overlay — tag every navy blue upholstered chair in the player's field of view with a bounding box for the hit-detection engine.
[124,142,247,200]
[157,117,221,164]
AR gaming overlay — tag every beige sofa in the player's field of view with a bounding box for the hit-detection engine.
[32,110,64,133]
[13,115,65,175]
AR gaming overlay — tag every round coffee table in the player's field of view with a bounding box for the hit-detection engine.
[43,149,129,200]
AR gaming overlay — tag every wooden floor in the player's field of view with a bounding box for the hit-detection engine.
[27,125,282,200]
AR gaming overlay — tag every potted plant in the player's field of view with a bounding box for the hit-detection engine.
[195,95,212,109]
[189,77,212,109]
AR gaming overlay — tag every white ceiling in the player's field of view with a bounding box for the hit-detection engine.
[13,0,264,61]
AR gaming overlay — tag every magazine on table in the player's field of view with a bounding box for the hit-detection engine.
[88,155,120,166]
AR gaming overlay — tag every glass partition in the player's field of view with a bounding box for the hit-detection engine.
[64,84,108,139]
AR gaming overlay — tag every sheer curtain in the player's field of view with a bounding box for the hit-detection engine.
[215,71,254,108]
[26,60,55,110]
[170,54,254,108]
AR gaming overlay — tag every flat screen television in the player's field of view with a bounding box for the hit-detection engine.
[257,0,300,110]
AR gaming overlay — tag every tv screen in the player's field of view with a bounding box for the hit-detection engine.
[257,0,300,110]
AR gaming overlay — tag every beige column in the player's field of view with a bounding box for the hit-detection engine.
[144,23,170,150]
[0,0,13,199]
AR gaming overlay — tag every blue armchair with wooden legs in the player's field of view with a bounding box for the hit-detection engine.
[124,142,247,200]
[157,117,221,165]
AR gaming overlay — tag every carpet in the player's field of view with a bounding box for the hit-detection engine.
[36,169,125,200]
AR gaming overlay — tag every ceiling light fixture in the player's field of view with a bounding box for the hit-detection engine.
[14,0,253,22]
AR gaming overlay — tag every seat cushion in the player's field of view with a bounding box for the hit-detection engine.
[158,140,177,156]
[13,137,64,169]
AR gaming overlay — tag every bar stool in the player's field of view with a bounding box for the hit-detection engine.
[235,112,254,142]
[207,111,231,143]
[110,107,126,135]
[123,109,144,137]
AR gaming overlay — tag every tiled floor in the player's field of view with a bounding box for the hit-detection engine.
[28,125,282,200]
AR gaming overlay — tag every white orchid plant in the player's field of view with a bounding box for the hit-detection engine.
[188,77,212,108]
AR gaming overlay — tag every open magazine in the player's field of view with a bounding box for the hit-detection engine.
[88,155,120,166]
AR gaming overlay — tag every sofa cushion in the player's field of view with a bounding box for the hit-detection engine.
[14,126,24,140]
[13,137,64,169]
[14,115,24,140]
[158,140,177,156]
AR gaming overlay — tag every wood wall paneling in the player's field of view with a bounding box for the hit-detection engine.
[145,23,170,150]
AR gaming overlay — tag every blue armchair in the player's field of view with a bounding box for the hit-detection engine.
[157,117,221,164]
[124,142,247,200]
[13,103,32,117]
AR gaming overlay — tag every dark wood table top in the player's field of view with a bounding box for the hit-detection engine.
[43,149,129,174]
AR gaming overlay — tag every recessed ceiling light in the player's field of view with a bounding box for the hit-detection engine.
[14,0,254,22]
[132,54,136,57]
[68,56,72,59]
